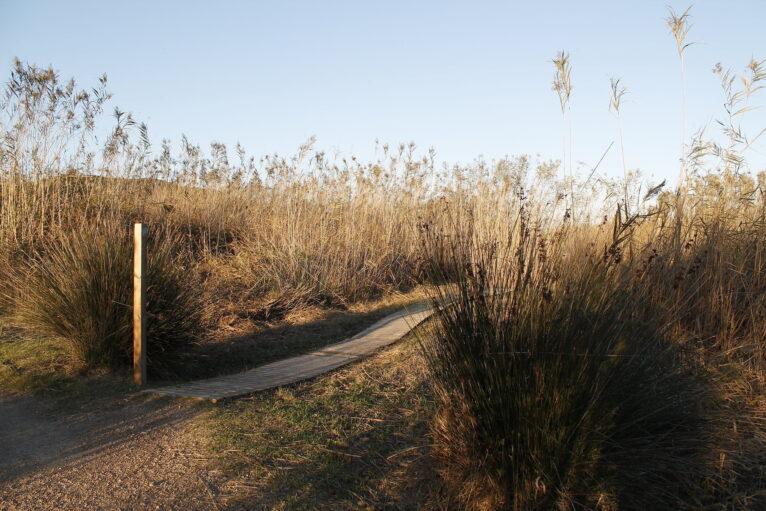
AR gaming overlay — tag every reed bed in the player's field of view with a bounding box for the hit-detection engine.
[1,5,766,506]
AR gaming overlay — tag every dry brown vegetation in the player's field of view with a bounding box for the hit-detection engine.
[419,188,766,509]
[2,5,766,508]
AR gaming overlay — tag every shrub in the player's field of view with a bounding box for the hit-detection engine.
[419,215,723,510]
[8,220,201,375]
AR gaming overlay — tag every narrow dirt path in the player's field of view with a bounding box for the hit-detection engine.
[0,304,432,510]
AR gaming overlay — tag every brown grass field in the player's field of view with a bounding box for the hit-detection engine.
[2,6,766,509]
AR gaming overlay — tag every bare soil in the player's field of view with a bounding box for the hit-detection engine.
[0,395,228,511]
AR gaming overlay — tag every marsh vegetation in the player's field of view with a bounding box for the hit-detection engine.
[1,5,765,509]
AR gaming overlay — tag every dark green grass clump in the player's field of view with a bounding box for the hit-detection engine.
[7,221,201,375]
[419,219,723,510]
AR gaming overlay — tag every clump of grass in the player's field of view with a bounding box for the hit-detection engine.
[418,213,728,510]
[6,220,201,374]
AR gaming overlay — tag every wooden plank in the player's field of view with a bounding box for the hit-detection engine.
[133,223,147,386]
[146,303,433,401]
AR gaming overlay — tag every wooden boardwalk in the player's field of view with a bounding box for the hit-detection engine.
[147,302,433,402]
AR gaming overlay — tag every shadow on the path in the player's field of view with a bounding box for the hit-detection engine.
[0,299,426,486]
[172,299,427,382]
[0,393,203,483]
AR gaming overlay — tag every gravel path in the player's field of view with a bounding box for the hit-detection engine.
[0,396,226,511]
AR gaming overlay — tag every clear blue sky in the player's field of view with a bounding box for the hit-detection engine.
[2,0,765,184]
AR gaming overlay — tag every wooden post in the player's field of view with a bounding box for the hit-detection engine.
[133,223,147,385]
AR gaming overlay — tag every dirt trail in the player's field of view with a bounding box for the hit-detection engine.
[0,304,430,510]
[0,395,228,511]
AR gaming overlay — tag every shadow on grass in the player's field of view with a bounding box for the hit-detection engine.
[219,394,439,511]
[1,296,426,395]
[590,341,748,510]
[207,337,443,510]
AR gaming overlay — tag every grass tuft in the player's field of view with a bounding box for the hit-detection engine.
[418,212,747,510]
[6,220,201,374]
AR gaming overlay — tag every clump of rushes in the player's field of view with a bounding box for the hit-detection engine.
[418,212,723,510]
[7,219,201,375]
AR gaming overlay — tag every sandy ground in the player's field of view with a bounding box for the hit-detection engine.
[0,395,230,511]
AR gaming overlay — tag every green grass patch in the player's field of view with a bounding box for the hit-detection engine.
[206,335,442,510]
[0,325,75,395]
[0,321,140,411]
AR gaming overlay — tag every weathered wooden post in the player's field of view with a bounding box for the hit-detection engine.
[133,223,147,385]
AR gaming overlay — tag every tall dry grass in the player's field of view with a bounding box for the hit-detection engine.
[0,58,574,335]
[418,185,766,508]
[419,213,722,509]
[1,5,765,505]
